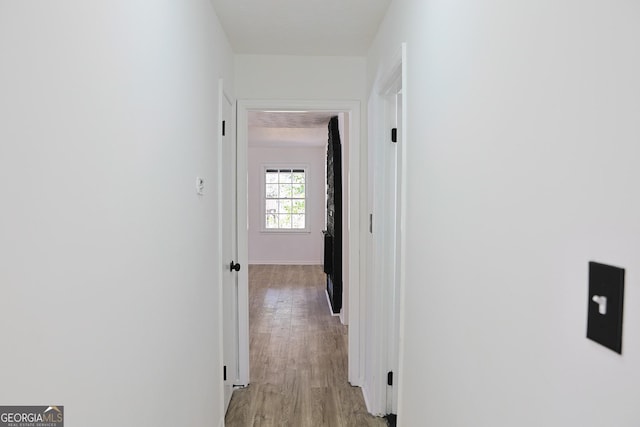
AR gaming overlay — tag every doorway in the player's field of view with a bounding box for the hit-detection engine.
[234,100,363,388]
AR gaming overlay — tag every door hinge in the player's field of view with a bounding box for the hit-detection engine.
[391,128,397,143]
[387,371,393,386]
[369,214,373,234]
[223,365,227,381]
[222,120,226,136]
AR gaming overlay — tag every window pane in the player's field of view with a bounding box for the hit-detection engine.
[266,172,278,184]
[292,200,305,214]
[291,184,305,198]
[266,184,278,199]
[279,183,292,198]
[266,214,278,228]
[264,167,306,230]
[279,171,292,184]
[291,214,305,229]
[278,199,292,214]
[265,199,277,213]
[292,172,305,184]
[278,213,292,228]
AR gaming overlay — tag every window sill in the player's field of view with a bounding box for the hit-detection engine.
[260,229,312,234]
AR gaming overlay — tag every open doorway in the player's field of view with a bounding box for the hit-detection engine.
[233,100,363,389]
[224,102,376,424]
[244,112,346,320]
[245,111,336,268]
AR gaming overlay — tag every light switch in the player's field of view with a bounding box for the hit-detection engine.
[586,261,625,354]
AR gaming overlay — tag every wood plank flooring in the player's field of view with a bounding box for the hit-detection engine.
[225,264,387,427]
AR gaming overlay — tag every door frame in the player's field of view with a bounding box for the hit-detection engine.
[382,62,404,416]
[236,99,363,386]
[364,43,407,416]
[218,79,237,411]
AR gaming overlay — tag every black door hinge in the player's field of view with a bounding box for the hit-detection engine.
[222,120,226,136]
[387,371,393,386]
[369,214,373,234]
[391,128,397,143]
[223,365,227,381]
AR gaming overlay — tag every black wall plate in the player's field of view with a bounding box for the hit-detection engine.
[587,261,625,354]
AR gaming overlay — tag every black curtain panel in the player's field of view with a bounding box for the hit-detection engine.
[324,116,342,314]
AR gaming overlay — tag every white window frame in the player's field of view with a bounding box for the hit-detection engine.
[261,164,311,233]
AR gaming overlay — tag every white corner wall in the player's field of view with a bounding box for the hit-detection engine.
[248,146,325,265]
[369,1,640,426]
[0,2,233,426]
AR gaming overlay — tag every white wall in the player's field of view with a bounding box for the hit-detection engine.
[0,2,233,426]
[248,145,325,265]
[235,54,366,100]
[369,1,640,426]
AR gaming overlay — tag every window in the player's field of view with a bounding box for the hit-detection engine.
[264,167,307,231]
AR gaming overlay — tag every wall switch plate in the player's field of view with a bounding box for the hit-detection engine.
[587,261,625,354]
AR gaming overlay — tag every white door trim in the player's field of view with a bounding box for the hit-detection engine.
[217,78,237,414]
[396,43,408,421]
[364,43,407,416]
[381,44,407,417]
[236,99,363,386]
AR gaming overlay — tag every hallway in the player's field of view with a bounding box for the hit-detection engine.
[225,265,386,427]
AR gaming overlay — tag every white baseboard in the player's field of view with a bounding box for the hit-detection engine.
[361,383,386,417]
[324,289,340,317]
[362,385,374,414]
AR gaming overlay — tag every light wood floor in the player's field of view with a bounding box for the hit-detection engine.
[225,264,387,427]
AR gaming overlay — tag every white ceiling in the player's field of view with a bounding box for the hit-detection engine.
[248,111,339,148]
[211,0,391,56]
[248,127,328,148]
[249,111,334,128]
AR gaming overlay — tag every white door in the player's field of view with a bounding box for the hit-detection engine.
[381,45,406,416]
[365,81,402,415]
[219,83,238,411]
[386,88,403,414]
